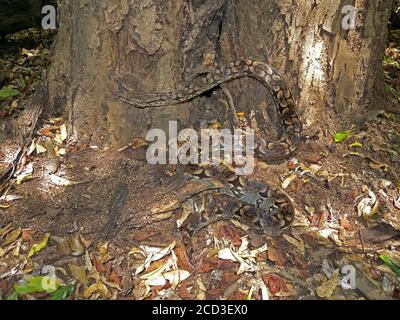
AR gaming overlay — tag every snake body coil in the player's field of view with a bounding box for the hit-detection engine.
[120,59,300,239]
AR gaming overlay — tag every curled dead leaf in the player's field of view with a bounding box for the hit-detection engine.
[262,274,287,296]
[1,227,21,246]
[83,282,111,299]
[283,234,305,255]
[69,264,88,286]
[315,269,339,298]
[357,190,379,220]
[68,236,85,256]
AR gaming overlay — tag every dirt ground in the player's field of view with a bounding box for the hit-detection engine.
[0,28,400,300]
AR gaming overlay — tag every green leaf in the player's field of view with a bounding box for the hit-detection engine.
[245,284,255,300]
[350,141,363,148]
[28,233,51,258]
[385,82,400,97]
[49,285,74,300]
[6,291,18,300]
[0,86,20,100]
[380,255,400,276]
[384,56,396,65]
[334,130,352,143]
[14,276,60,295]
[388,113,396,123]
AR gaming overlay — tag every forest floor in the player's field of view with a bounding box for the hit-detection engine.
[0,28,399,300]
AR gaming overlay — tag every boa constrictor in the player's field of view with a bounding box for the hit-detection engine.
[119,59,300,239]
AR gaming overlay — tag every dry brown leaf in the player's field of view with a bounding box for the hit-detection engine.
[218,224,243,246]
[21,228,32,241]
[262,274,287,295]
[175,244,193,272]
[267,245,286,266]
[69,264,88,286]
[315,269,339,298]
[57,239,72,255]
[108,271,121,286]
[0,224,12,238]
[198,256,220,273]
[131,138,148,149]
[68,236,85,256]
[283,234,305,255]
[1,227,21,246]
[83,282,111,299]
[92,254,107,273]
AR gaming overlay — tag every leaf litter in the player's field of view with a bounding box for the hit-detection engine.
[1,26,400,301]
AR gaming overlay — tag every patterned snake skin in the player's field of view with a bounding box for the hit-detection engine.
[119,59,300,239]
[120,59,301,162]
[181,167,294,239]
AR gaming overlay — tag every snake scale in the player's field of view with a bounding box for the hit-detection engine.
[119,59,301,241]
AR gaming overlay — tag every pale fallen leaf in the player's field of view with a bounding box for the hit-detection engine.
[22,48,34,57]
[97,242,111,263]
[35,143,47,154]
[50,175,83,187]
[282,173,297,189]
[176,199,193,229]
[68,236,85,256]
[131,138,148,149]
[27,139,36,156]
[140,257,175,286]
[218,248,237,261]
[145,275,167,287]
[259,279,270,300]
[1,227,21,246]
[283,234,305,255]
[218,236,267,275]
[230,219,250,231]
[54,124,68,145]
[357,190,379,220]
[15,163,34,185]
[308,164,322,175]
[380,179,392,188]
[164,270,190,285]
[133,242,176,276]
[195,278,206,300]
[305,206,315,215]
[394,197,400,210]
[57,148,66,156]
[0,224,12,238]
[152,212,173,222]
[0,194,23,202]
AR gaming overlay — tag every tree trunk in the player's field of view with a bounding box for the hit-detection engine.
[45,0,392,148]
[0,0,57,36]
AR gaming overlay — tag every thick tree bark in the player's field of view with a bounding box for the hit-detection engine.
[0,0,57,36]
[45,0,392,148]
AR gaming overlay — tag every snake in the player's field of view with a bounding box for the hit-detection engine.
[119,59,300,241]
[180,166,294,240]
